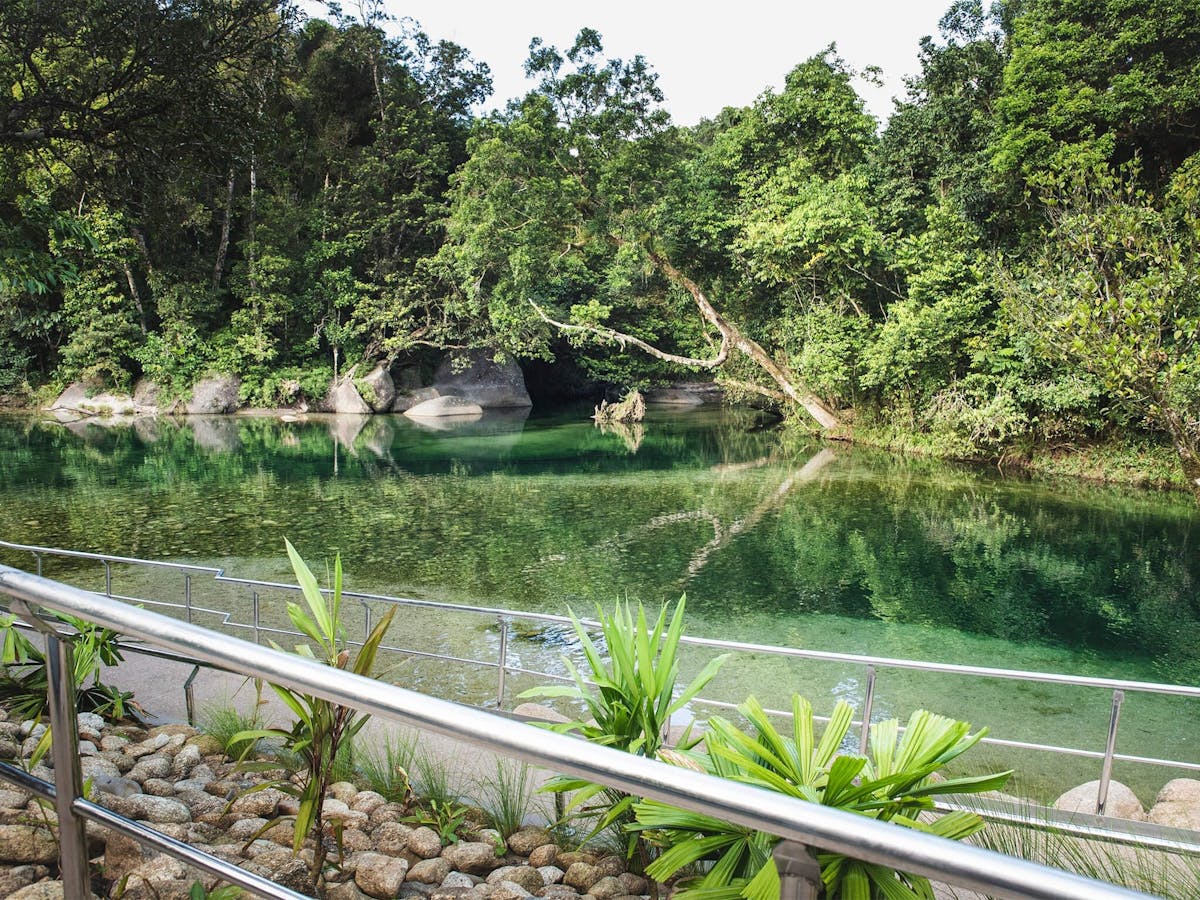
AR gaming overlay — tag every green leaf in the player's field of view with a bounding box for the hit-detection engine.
[740,855,780,900]
[646,834,740,881]
[353,605,397,677]
[285,538,333,648]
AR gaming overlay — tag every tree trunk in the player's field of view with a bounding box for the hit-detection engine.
[212,168,235,291]
[122,264,147,334]
[638,243,840,429]
[247,157,258,295]
[1157,405,1200,496]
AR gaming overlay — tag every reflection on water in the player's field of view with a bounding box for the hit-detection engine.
[1,408,1199,800]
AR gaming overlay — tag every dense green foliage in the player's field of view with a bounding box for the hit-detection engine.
[3,0,1200,483]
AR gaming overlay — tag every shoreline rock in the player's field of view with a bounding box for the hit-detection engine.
[0,708,644,900]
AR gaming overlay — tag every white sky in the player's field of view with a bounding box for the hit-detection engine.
[344,1,954,127]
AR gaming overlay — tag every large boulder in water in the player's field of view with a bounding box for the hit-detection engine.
[325,377,371,415]
[357,362,396,412]
[431,351,531,409]
[644,382,723,406]
[404,396,484,419]
[184,375,241,415]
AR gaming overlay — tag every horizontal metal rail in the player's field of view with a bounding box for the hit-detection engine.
[5,539,1200,819]
[4,538,1196,697]
[0,758,308,900]
[16,616,1196,860]
[0,563,1149,899]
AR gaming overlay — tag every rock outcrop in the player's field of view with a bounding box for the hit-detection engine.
[357,362,397,413]
[183,375,241,415]
[431,352,531,409]
[49,382,142,418]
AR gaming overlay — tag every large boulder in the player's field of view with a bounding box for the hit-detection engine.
[131,378,162,410]
[357,362,397,412]
[184,375,241,415]
[327,377,373,415]
[1148,778,1200,830]
[644,381,723,406]
[49,381,139,417]
[432,352,531,409]
[1053,780,1146,821]
[404,396,484,420]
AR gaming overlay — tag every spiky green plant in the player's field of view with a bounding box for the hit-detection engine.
[411,740,462,806]
[632,695,1011,900]
[519,597,728,861]
[0,611,135,720]
[230,539,396,894]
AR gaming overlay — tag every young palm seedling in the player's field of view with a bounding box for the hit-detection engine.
[632,695,1011,900]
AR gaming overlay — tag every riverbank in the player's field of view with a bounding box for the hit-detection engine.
[5,390,1194,497]
[838,422,1190,493]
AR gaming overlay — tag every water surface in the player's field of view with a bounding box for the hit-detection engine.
[1,408,1197,802]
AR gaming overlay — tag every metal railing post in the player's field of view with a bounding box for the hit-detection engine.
[184,665,201,726]
[184,573,192,624]
[1097,689,1125,816]
[47,632,92,897]
[103,560,112,597]
[10,600,93,900]
[774,840,822,900]
[33,552,42,576]
[252,591,260,643]
[496,615,509,709]
[860,664,877,755]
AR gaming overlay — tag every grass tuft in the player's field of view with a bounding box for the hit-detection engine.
[471,758,547,838]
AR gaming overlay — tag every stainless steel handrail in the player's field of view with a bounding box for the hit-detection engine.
[0,563,1149,899]
[5,538,1200,818]
[4,538,1195,696]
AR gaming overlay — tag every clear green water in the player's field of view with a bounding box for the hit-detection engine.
[1,407,1198,803]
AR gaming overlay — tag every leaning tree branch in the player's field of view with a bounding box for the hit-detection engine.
[529,300,731,369]
[615,237,839,429]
